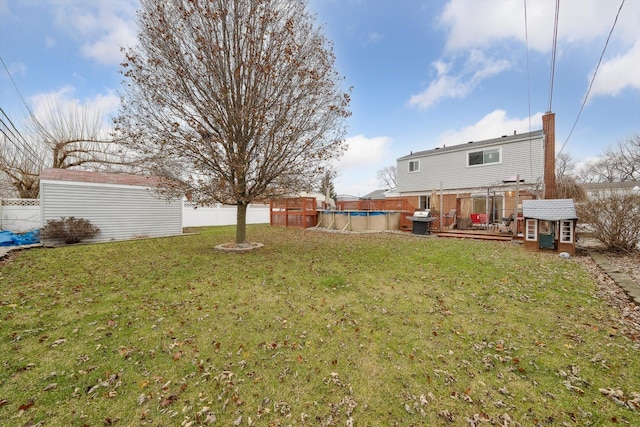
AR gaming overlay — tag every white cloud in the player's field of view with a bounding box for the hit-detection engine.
[439,0,526,51]
[366,31,383,44]
[332,134,392,172]
[437,109,543,148]
[28,86,120,131]
[418,0,639,107]
[589,40,640,98]
[45,36,56,48]
[439,0,632,53]
[408,50,511,110]
[6,61,26,77]
[49,0,138,65]
[331,134,392,196]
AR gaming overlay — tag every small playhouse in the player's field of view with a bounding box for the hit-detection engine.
[522,198,578,254]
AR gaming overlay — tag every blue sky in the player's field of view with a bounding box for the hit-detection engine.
[1,0,639,197]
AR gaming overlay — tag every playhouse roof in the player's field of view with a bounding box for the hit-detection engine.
[522,198,578,221]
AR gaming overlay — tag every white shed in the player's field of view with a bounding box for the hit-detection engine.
[40,168,182,243]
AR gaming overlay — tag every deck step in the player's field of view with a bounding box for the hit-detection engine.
[435,232,513,242]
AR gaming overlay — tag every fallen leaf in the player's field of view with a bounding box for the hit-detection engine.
[160,395,177,407]
[18,399,35,411]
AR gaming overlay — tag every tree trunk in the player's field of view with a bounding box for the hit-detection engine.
[236,202,248,244]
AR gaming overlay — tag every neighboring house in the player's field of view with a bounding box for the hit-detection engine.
[396,112,557,223]
[581,180,640,198]
[522,198,578,254]
[360,189,390,200]
[40,168,182,243]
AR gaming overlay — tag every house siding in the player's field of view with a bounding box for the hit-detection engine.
[397,131,545,193]
[41,180,182,243]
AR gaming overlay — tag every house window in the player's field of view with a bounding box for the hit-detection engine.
[525,219,537,241]
[560,220,573,243]
[408,160,419,173]
[468,148,501,166]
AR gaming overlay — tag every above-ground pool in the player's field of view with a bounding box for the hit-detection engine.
[317,210,403,232]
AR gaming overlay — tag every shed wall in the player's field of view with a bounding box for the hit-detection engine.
[41,180,182,243]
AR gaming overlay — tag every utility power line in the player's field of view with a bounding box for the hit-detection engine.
[547,0,560,113]
[557,0,626,157]
[0,54,33,116]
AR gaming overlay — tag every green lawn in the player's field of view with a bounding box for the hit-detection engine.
[1,225,639,426]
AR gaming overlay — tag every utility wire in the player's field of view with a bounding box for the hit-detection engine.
[0,107,41,160]
[557,0,625,157]
[547,0,560,112]
[523,0,533,178]
[0,55,42,162]
[0,54,33,116]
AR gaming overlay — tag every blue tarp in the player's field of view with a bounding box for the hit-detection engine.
[0,230,40,247]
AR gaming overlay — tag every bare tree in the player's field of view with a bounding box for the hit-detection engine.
[27,100,132,171]
[554,151,586,201]
[116,0,350,244]
[556,176,587,202]
[376,165,397,189]
[578,191,640,253]
[578,134,640,183]
[0,134,43,198]
[318,169,337,201]
[1,100,133,198]
[555,152,576,181]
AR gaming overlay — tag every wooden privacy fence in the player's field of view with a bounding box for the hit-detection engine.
[270,197,318,228]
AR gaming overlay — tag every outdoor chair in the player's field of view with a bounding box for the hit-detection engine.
[444,209,457,229]
[499,213,515,234]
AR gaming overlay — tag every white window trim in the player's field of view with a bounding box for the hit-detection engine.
[560,220,574,243]
[525,219,537,241]
[408,160,420,173]
[467,147,502,167]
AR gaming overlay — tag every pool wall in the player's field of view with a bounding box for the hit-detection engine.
[317,210,402,231]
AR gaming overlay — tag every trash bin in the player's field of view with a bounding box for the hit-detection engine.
[457,217,471,230]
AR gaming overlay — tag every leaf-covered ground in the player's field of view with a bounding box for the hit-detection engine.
[1,225,639,426]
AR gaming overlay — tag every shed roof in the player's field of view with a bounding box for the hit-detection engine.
[40,168,164,188]
[522,198,577,221]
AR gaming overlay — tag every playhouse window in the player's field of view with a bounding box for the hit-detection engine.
[408,160,419,173]
[560,220,573,243]
[525,219,537,241]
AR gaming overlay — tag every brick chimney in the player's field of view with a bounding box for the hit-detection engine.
[542,111,557,199]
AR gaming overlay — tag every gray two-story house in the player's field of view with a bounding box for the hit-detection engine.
[396,112,557,229]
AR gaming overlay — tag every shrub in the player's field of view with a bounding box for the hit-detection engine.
[578,191,640,253]
[40,217,100,244]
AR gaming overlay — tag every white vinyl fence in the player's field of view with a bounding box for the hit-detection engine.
[182,202,270,227]
[0,199,271,233]
[1,199,40,233]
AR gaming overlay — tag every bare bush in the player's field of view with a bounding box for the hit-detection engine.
[40,217,100,244]
[578,192,640,253]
